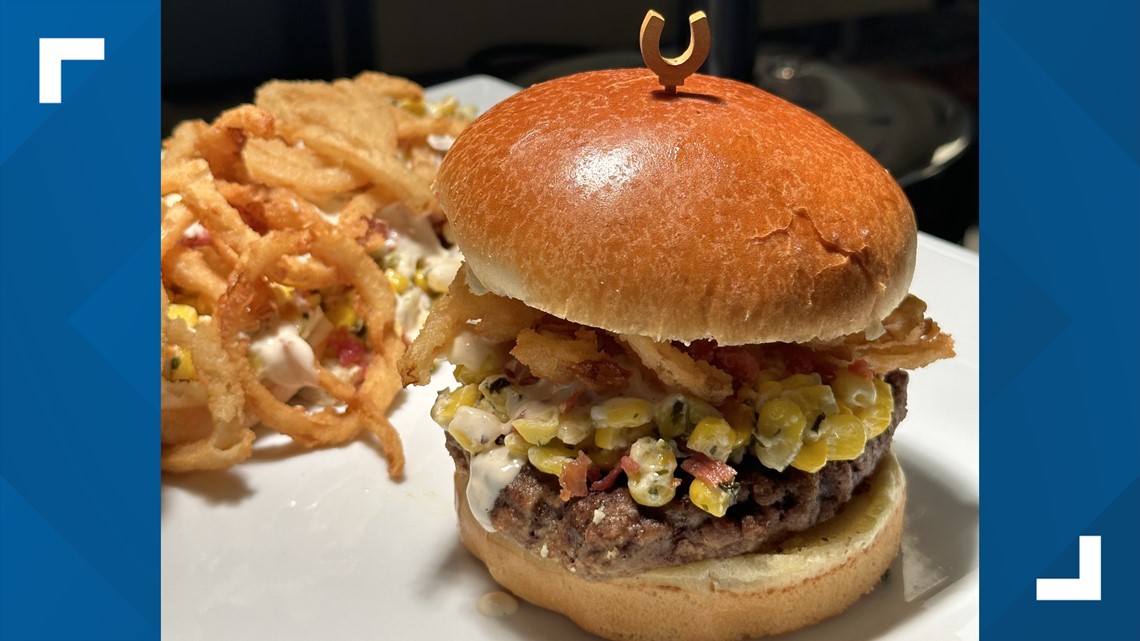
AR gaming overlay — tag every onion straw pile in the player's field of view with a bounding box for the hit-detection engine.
[161,72,471,478]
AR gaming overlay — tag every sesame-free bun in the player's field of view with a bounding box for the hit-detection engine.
[455,452,906,641]
[436,69,916,345]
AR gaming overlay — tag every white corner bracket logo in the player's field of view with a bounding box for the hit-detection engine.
[39,38,105,104]
[1036,535,1102,601]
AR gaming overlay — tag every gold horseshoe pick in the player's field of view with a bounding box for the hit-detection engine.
[640,9,711,94]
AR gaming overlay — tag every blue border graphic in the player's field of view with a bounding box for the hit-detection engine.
[0,2,160,640]
[980,1,1139,640]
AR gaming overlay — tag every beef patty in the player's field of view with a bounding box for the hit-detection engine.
[447,370,908,580]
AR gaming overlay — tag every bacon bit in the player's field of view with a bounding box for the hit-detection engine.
[714,348,761,385]
[848,359,874,379]
[681,453,737,487]
[785,352,835,383]
[785,353,815,375]
[558,386,586,414]
[619,455,640,476]
[327,327,368,367]
[559,451,592,501]
[589,465,624,492]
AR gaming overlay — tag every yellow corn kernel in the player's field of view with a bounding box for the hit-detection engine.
[430,384,480,427]
[557,411,593,445]
[831,369,877,410]
[594,424,653,450]
[654,394,720,439]
[687,417,736,462]
[587,447,622,469]
[858,379,894,438]
[790,437,829,473]
[723,402,756,449]
[689,478,735,517]
[782,385,839,426]
[325,299,361,330]
[591,397,654,429]
[453,351,505,386]
[753,398,808,471]
[167,347,196,381]
[269,283,295,306]
[512,407,560,446]
[166,304,199,328]
[478,376,520,418]
[413,269,429,291]
[755,379,784,404]
[781,373,822,389]
[397,98,426,115]
[447,406,506,454]
[756,398,806,442]
[385,268,409,294]
[823,413,867,460]
[627,437,678,507]
[528,443,577,476]
[504,432,531,458]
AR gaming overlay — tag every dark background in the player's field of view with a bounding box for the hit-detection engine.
[162,0,978,247]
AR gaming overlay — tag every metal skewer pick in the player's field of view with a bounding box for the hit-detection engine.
[640,9,711,94]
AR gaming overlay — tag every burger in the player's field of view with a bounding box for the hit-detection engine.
[399,69,954,640]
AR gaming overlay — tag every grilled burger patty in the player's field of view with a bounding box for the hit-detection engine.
[447,370,908,580]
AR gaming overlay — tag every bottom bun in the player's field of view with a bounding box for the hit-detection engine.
[455,452,906,641]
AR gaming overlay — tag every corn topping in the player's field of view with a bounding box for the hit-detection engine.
[687,417,736,462]
[626,437,678,507]
[432,356,896,510]
[166,304,199,328]
[689,478,736,517]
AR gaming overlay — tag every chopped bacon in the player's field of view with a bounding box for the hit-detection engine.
[327,327,368,367]
[589,465,624,492]
[785,353,815,375]
[681,453,737,487]
[784,351,836,383]
[847,359,874,379]
[619,455,640,476]
[559,451,592,501]
[713,348,761,385]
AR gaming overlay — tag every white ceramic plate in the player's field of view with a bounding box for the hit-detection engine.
[162,76,980,641]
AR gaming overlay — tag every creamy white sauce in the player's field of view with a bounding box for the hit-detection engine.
[476,591,518,618]
[181,221,207,241]
[426,133,456,152]
[249,322,318,401]
[467,446,525,532]
[448,331,493,370]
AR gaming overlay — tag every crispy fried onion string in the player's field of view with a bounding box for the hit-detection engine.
[399,265,545,386]
[216,229,405,478]
[809,294,955,371]
[621,335,733,403]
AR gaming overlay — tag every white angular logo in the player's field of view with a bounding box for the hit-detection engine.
[39,38,104,103]
[1036,535,1102,601]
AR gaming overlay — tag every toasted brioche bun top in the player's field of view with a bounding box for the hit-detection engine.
[436,68,916,345]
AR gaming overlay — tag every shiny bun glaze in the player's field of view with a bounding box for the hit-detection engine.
[456,452,906,641]
[436,69,917,345]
